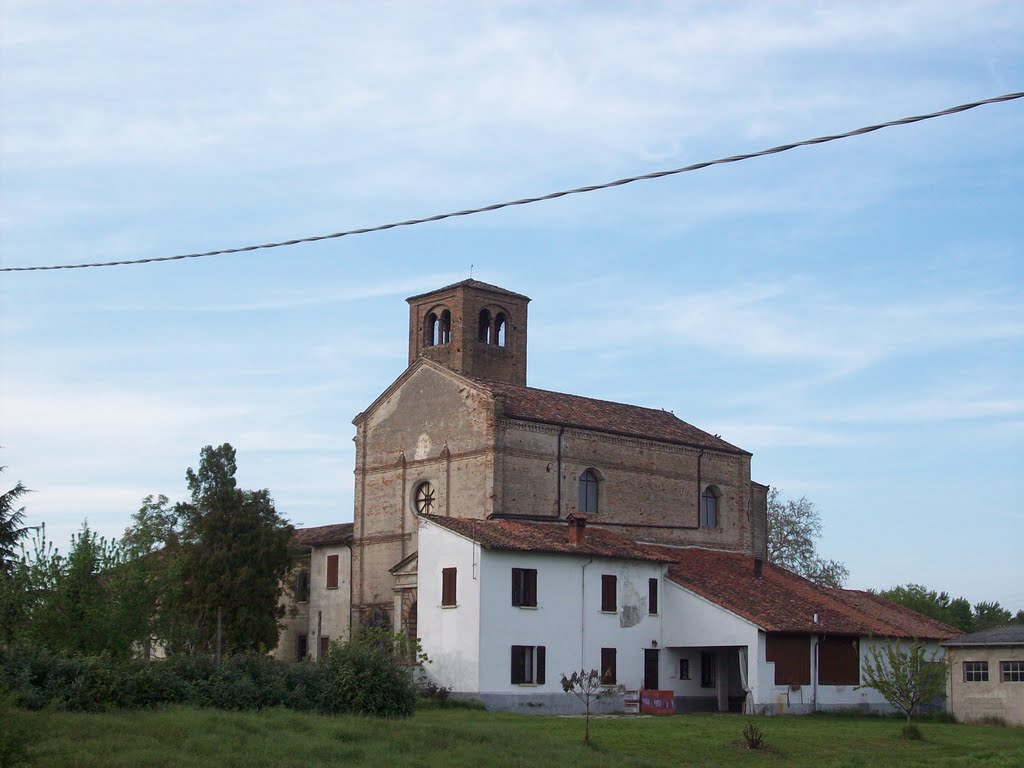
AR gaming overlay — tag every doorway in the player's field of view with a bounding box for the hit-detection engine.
[644,648,659,690]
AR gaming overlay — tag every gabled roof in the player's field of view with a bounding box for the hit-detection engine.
[943,624,1024,647]
[406,279,531,302]
[476,379,747,454]
[661,547,958,640]
[292,523,353,548]
[419,515,671,564]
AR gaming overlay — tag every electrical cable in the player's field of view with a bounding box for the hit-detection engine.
[3,91,1021,273]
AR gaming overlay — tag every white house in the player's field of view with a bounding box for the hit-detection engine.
[417,514,955,714]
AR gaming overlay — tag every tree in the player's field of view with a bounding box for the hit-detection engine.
[173,444,294,655]
[858,640,948,731]
[972,601,1012,632]
[766,488,848,587]
[560,669,616,743]
[878,584,973,633]
[0,469,32,576]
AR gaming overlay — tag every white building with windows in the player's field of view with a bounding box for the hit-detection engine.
[416,513,955,714]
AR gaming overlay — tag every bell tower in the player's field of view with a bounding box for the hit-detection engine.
[406,279,530,386]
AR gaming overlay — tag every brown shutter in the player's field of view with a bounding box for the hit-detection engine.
[601,575,617,612]
[525,569,537,607]
[512,568,523,606]
[818,637,860,686]
[326,555,339,589]
[511,646,524,684]
[601,647,617,684]
[649,578,658,615]
[537,646,546,684]
[442,567,457,606]
[766,633,812,685]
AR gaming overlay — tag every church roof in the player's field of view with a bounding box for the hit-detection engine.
[478,380,748,454]
[292,522,353,548]
[660,546,959,639]
[406,279,531,302]
[419,515,671,563]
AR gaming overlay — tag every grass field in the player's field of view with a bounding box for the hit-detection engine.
[10,705,1024,768]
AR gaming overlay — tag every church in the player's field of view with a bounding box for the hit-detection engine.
[277,279,955,714]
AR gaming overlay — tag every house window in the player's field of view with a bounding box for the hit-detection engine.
[326,555,339,589]
[601,574,617,612]
[414,482,436,514]
[441,567,457,607]
[700,486,719,528]
[1000,661,1022,682]
[648,578,659,615]
[601,647,617,685]
[817,637,860,686]
[963,661,988,682]
[679,658,691,680]
[579,469,599,514]
[297,634,308,662]
[320,636,330,659]
[510,645,546,685]
[439,310,451,344]
[701,652,717,688]
[512,568,537,607]
[295,570,310,602]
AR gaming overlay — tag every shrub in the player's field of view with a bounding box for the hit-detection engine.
[318,628,417,718]
[0,692,35,768]
[741,721,765,749]
[901,724,923,740]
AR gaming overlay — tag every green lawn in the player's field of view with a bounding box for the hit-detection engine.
[11,706,1024,768]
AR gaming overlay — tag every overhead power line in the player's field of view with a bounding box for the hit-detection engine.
[3,91,1022,273]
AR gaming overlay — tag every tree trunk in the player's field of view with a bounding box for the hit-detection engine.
[585,710,590,743]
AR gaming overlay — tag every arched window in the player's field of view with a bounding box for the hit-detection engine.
[425,312,439,347]
[495,313,507,347]
[700,486,719,528]
[439,310,451,345]
[478,309,492,343]
[578,469,599,514]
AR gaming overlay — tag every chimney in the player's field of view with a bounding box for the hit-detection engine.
[753,557,763,579]
[567,513,587,546]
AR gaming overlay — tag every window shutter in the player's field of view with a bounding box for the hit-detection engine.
[536,646,546,685]
[512,568,522,606]
[326,555,339,589]
[601,575,616,612]
[526,569,537,607]
[649,578,658,615]
[511,646,523,684]
[442,567,457,606]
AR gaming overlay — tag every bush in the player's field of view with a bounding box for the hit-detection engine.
[901,724,923,740]
[0,692,35,767]
[318,628,417,718]
[741,721,765,749]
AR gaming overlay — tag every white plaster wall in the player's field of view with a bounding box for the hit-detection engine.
[477,551,664,695]
[308,544,352,657]
[417,520,481,692]
[661,582,760,702]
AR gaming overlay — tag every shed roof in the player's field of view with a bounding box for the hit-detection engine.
[943,624,1024,647]
[661,546,958,639]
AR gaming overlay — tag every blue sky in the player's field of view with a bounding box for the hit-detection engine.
[2,2,1022,611]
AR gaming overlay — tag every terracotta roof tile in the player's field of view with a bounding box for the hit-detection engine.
[475,380,746,454]
[660,547,958,639]
[292,523,353,548]
[419,515,670,563]
[406,279,531,302]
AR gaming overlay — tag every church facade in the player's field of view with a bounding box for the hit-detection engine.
[349,279,768,635]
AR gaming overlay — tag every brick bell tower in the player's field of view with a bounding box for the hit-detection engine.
[406,279,530,386]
